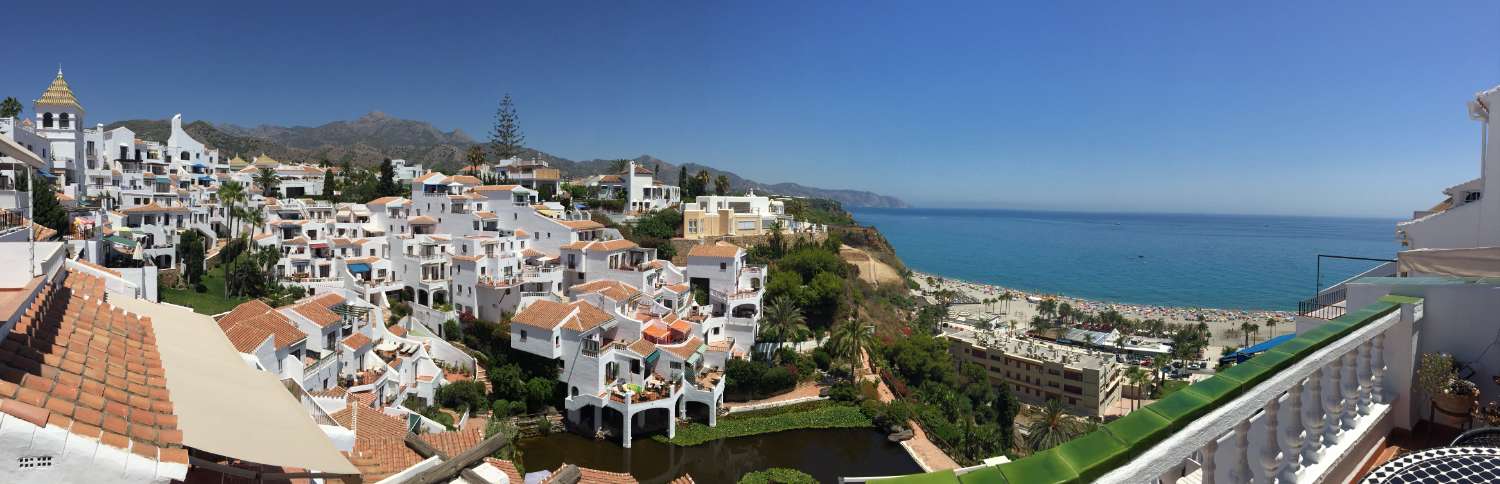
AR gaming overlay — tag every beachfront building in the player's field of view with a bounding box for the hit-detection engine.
[850,83,1500,484]
[681,192,823,240]
[945,328,1124,417]
[1396,86,1500,252]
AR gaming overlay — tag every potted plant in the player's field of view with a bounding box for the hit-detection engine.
[1417,352,1479,427]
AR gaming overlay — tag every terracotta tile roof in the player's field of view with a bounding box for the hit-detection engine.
[451,254,482,262]
[687,241,742,259]
[522,248,546,258]
[342,333,372,351]
[512,300,614,332]
[474,210,497,220]
[515,229,530,238]
[669,319,692,334]
[0,270,190,466]
[544,464,639,484]
[330,404,422,481]
[569,280,640,302]
[306,292,345,309]
[121,202,190,214]
[418,420,483,456]
[559,239,639,253]
[367,196,409,206]
[408,215,437,225]
[289,301,342,328]
[471,184,522,192]
[308,386,348,399]
[598,174,623,183]
[627,338,658,357]
[74,258,123,277]
[643,324,671,342]
[659,337,704,360]
[557,220,604,230]
[668,475,696,484]
[664,283,690,294]
[483,458,525,484]
[218,300,307,352]
[387,325,406,337]
[448,175,483,186]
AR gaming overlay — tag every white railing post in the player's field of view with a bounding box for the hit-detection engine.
[1200,439,1218,484]
[1340,351,1359,430]
[1280,382,1305,482]
[1160,463,1185,484]
[1230,420,1253,483]
[1357,339,1373,416]
[1259,397,1280,483]
[1302,369,1325,466]
[1371,332,1387,404]
[1321,365,1343,447]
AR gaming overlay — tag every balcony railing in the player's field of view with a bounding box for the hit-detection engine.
[1297,287,1348,320]
[857,296,1422,484]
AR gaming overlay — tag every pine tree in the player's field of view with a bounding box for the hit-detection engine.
[377,158,399,197]
[678,166,690,196]
[22,169,67,237]
[490,94,525,161]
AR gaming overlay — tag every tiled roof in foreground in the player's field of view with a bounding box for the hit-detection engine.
[0,270,188,480]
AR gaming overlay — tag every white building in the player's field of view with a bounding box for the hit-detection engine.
[681,191,823,240]
[623,161,679,213]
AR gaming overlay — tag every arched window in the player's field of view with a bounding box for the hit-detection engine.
[42,113,54,128]
[59,113,70,128]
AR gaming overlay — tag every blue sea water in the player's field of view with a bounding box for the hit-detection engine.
[848,208,1402,311]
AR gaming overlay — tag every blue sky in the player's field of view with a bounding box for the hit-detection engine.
[3,1,1496,217]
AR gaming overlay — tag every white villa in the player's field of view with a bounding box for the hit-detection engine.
[681,191,823,240]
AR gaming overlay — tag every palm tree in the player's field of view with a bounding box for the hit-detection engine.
[254,166,279,197]
[1125,366,1148,410]
[1000,291,1014,314]
[1264,317,1278,337]
[759,296,809,364]
[219,181,245,238]
[241,207,265,239]
[1023,399,1084,453]
[830,319,877,379]
[1239,321,1254,347]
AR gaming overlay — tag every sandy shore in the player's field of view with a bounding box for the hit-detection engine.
[912,271,1295,348]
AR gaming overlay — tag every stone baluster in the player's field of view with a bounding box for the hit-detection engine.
[1302,370,1325,466]
[1371,333,1387,404]
[1356,339,1373,415]
[1160,462,1185,484]
[1259,397,1281,483]
[1230,420,1254,484]
[1201,439,1218,484]
[1340,351,1359,430]
[1321,365,1343,446]
[1280,382,1305,482]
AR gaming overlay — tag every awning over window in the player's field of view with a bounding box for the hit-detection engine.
[309,242,329,249]
[643,349,660,367]
[105,235,137,248]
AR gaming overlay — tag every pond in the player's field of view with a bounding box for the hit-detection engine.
[516,428,922,483]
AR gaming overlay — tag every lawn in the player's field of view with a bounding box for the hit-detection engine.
[159,270,249,315]
[654,401,873,446]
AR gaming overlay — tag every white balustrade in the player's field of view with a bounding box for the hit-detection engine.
[1097,300,1418,484]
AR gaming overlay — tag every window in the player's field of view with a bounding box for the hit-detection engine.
[42,113,54,128]
[59,113,70,128]
[554,335,560,348]
[719,262,727,271]
[519,330,528,341]
[17,456,53,469]
[630,359,641,374]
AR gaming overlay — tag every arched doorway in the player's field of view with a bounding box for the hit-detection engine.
[684,400,713,424]
[732,303,757,319]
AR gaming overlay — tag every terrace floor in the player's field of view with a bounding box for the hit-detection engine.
[1351,421,1465,481]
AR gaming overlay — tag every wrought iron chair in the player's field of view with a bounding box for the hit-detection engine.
[1450,427,1500,448]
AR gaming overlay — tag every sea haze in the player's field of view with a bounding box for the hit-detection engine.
[850,208,1402,311]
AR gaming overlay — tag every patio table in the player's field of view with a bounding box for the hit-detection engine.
[1362,446,1500,483]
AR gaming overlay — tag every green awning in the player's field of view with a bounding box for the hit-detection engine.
[105,235,137,248]
[643,349,660,367]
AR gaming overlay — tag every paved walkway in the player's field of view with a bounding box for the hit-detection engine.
[723,381,823,410]
[864,351,961,472]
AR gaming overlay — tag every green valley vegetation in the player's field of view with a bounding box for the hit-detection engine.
[654,401,872,446]
[614,208,681,259]
[439,312,565,418]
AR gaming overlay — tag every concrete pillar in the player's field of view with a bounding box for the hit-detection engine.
[592,406,602,435]
[622,411,633,448]
[1302,371,1325,466]
[1229,420,1252,484]
[709,398,718,427]
[668,406,676,439]
[1279,383,1305,483]
[1199,439,1217,484]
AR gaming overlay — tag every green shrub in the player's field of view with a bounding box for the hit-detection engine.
[739,468,817,484]
[435,380,488,412]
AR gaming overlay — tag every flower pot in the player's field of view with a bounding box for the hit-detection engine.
[1433,389,1479,428]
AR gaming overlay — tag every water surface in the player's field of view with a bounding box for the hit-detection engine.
[850,208,1401,310]
[516,428,920,483]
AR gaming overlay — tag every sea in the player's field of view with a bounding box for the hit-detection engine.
[848,208,1403,311]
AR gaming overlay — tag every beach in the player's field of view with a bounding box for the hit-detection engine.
[912,271,1296,348]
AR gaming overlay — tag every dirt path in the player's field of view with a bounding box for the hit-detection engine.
[840,245,903,286]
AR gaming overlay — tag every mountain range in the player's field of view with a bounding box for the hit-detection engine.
[103,112,906,208]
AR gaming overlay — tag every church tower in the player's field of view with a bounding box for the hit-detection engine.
[33,67,86,195]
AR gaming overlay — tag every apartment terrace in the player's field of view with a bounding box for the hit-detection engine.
[861,295,1423,484]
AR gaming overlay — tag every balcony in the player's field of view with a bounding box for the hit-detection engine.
[854,296,1425,484]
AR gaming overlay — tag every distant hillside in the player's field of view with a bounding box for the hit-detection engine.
[104,113,906,208]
